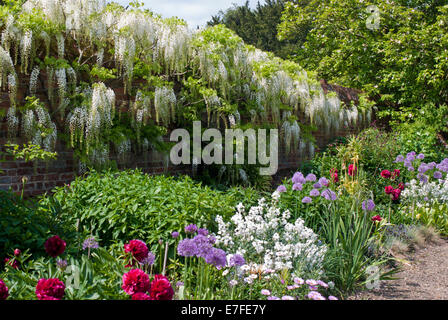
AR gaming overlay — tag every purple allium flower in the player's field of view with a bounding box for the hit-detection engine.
[171,231,179,238]
[177,239,198,257]
[82,237,99,250]
[302,196,312,204]
[281,295,295,300]
[292,183,303,191]
[417,173,428,184]
[139,252,156,266]
[406,152,416,161]
[321,189,331,200]
[318,177,329,187]
[267,296,280,300]
[418,163,429,173]
[276,185,287,193]
[198,228,209,236]
[56,259,67,269]
[417,153,425,160]
[424,196,429,202]
[193,234,213,258]
[205,248,227,268]
[229,254,245,267]
[434,171,443,179]
[362,199,375,212]
[185,224,198,234]
[328,296,339,300]
[428,162,437,170]
[394,155,405,163]
[305,173,317,182]
[310,189,320,197]
[408,166,415,172]
[313,182,322,189]
[208,235,216,244]
[176,281,184,287]
[292,172,306,184]
[261,289,271,296]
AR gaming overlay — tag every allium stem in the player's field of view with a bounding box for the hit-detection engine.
[162,242,169,275]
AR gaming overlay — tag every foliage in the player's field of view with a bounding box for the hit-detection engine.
[4,143,57,162]
[0,189,74,260]
[278,0,448,128]
[38,170,260,247]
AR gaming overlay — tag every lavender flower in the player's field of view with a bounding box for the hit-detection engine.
[276,185,287,193]
[229,254,245,267]
[310,189,320,197]
[362,199,375,212]
[292,183,303,191]
[302,196,312,204]
[177,239,198,257]
[305,173,317,182]
[185,224,198,234]
[82,237,99,250]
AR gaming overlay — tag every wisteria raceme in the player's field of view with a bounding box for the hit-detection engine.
[29,66,40,95]
[154,86,176,125]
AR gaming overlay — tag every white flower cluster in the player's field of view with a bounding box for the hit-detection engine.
[215,196,327,274]
[402,178,448,205]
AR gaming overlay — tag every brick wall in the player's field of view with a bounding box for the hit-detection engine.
[0,75,363,197]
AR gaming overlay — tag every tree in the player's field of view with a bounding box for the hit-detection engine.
[278,0,448,129]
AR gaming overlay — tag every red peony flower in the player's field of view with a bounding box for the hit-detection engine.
[44,235,66,257]
[122,269,150,295]
[348,164,357,176]
[149,274,174,300]
[371,215,382,222]
[132,292,151,300]
[393,169,400,177]
[0,279,8,300]
[380,170,391,179]
[392,188,401,201]
[124,240,149,265]
[330,168,339,183]
[4,257,19,269]
[35,278,65,300]
[398,183,405,191]
[14,249,21,256]
[385,186,394,194]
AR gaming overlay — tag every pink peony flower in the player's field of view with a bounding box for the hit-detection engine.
[149,274,174,300]
[44,235,66,257]
[122,269,150,295]
[124,240,149,264]
[35,278,65,300]
[371,215,382,222]
[132,292,151,300]
[0,279,8,300]
[4,258,19,269]
[385,186,394,195]
[380,170,391,179]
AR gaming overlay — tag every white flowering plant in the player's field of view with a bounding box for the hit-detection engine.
[215,195,327,275]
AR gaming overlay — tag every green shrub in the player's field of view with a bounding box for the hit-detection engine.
[39,170,259,247]
[0,190,74,259]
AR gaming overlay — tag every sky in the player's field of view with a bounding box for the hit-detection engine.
[115,0,259,29]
